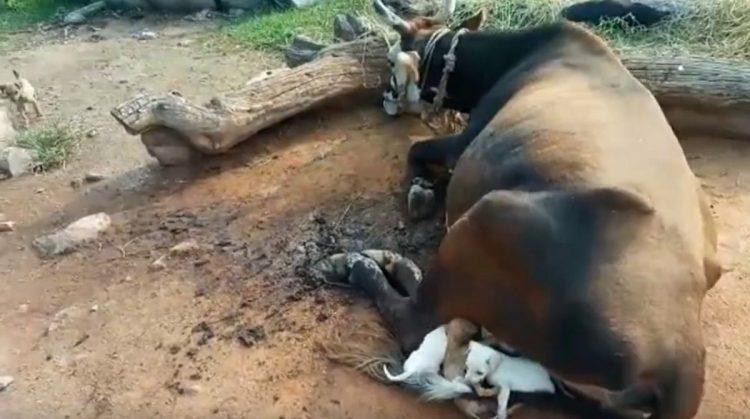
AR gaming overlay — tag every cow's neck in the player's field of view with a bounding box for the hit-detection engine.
[423,23,570,113]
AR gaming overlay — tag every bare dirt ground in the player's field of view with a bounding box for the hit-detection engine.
[0,15,748,419]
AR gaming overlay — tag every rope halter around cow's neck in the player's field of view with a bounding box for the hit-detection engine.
[420,27,468,115]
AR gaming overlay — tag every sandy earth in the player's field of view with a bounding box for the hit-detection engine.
[0,14,748,419]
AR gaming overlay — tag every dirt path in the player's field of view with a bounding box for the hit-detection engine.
[0,16,748,419]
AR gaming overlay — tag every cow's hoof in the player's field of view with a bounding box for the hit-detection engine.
[315,252,384,288]
[362,249,422,296]
[408,178,436,220]
[314,253,350,284]
[361,250,422,282]
[348,257,393,297]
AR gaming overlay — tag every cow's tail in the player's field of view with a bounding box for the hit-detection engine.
[383,365,414,382]
[405,372,474,400]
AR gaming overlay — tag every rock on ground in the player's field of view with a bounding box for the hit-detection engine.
[0,221,15,232]
[169,239,202,256]
[0,105,16,147]
[32,213,112,258]
[150,255,168,271]
[0,375,13,391]
[84,172,106,183]
[272,0,319,8]
[0,147,37,177]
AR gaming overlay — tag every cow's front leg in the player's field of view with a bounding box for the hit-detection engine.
[348,259,437,352]
[406,134,467,220]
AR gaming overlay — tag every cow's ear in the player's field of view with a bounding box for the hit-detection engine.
[457,9,486,31]
[579,186,654,215]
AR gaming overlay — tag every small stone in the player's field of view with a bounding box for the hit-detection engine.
[280,0,319,8]
[33,213,111,258]
[397,221,405,231]
[236,326,266,348]
[64,11,86,25]
[0,147,37,177]
[170,239,201,256]
[0,221,14,232]
[83,171,105,183]
[132,30,157,40]
[89,304,99,313]
[177,39,194,47]
[0,375,13,392]
[86,129,98,138]
[150,255,167,271]
[183,384,201,395]
[18,304,29,313]
[0,106,16,146]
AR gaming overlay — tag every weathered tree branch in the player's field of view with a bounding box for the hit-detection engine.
[112,35,750,166]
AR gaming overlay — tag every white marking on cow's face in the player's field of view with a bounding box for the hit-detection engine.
[383,43,422,115]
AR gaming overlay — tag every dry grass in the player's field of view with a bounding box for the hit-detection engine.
[227,0,750,60]
[455,0,750,59]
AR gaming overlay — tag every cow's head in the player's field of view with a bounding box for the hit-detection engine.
[374,0,485,115]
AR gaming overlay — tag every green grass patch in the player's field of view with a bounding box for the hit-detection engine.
[225,0,370,50]
[0,0,83,31]
[15,121,81,171]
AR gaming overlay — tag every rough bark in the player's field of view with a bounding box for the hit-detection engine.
[112,35,750,166]
[622,56,750,139]
[111,37,388,165]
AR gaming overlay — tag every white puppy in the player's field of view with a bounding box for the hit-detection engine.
[465,341,555,419]
[384,325,447,381]
[384,325,473,400]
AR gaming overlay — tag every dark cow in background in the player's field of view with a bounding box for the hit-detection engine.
[350,0,723,418]
[561,0,675,27]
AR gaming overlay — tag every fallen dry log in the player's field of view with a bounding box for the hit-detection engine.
[111,37,388,165]
[623,56,750,139]
[112,35,750,166]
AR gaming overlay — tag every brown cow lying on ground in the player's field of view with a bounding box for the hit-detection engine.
[345,1,723,418]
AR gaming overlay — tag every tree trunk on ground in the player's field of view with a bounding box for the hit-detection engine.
[111,35,750,166]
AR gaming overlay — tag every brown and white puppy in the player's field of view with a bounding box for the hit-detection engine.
[0,70,42,125]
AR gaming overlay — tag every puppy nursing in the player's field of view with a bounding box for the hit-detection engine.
[465,341,555,419]
[0,70,41,125]
[385,319,556,419]
[383,325,475,399]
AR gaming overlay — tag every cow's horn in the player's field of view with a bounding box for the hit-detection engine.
[372,0,411,36]
[433,0,457,23]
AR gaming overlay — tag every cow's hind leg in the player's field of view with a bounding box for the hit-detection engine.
[349,258,438,352]
[406,133,470,219]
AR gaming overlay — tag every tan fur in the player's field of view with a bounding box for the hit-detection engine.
[0,70,41,125]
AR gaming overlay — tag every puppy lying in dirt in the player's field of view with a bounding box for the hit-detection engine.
[0,70,42,125]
